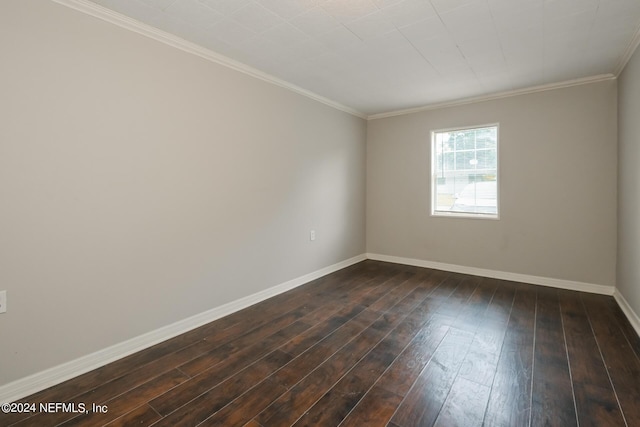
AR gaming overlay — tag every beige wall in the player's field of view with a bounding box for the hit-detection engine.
[618,44,640,317]
[0,0,366,386]
[367,81,617,286]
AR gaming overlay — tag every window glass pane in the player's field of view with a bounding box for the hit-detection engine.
[455,151,476,170]
[476,149,496,169]
[432,125,498,218]
[476,136,493,149]
[454,133,466,151]
[464,133,476,150]
[475,127,495,147]
[443,152,454,171]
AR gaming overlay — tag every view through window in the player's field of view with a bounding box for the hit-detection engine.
[432,125,498,218]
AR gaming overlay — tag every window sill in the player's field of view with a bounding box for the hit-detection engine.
[431,211,500,220]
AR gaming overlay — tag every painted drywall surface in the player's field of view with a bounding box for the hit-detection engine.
[0,0,366,386]
[617,44,640,317]
[367,80,617,287]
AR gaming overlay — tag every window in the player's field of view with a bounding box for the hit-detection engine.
[431,124,499,219]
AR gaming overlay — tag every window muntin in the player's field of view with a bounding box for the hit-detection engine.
[432,125,499,219]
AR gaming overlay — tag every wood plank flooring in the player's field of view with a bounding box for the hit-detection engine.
[2,260,639,426]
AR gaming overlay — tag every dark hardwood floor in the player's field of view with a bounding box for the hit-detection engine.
[2,260,639,426]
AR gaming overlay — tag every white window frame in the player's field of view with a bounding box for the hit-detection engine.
[430,123,500,220]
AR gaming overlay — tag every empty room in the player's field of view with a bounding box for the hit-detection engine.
[1,0,640,426]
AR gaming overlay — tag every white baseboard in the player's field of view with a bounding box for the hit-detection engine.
[366,253,615,295]
[613,290,640,338]
[0,254,366,404]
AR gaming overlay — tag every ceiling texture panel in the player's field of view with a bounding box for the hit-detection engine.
[84,0,640,115]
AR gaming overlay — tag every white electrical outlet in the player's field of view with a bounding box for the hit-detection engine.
[310,230,316,241]
[0,290,6,314]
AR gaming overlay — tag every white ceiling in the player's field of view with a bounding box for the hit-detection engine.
[86,0,640,116]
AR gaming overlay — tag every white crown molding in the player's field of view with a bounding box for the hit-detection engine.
[368,74,617,120]
[615,23,640,76]
[613,290,640,338]
[48,1,628,122]
[366,253,614,295]
[0,253,367,403]
[50,0,367,120]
